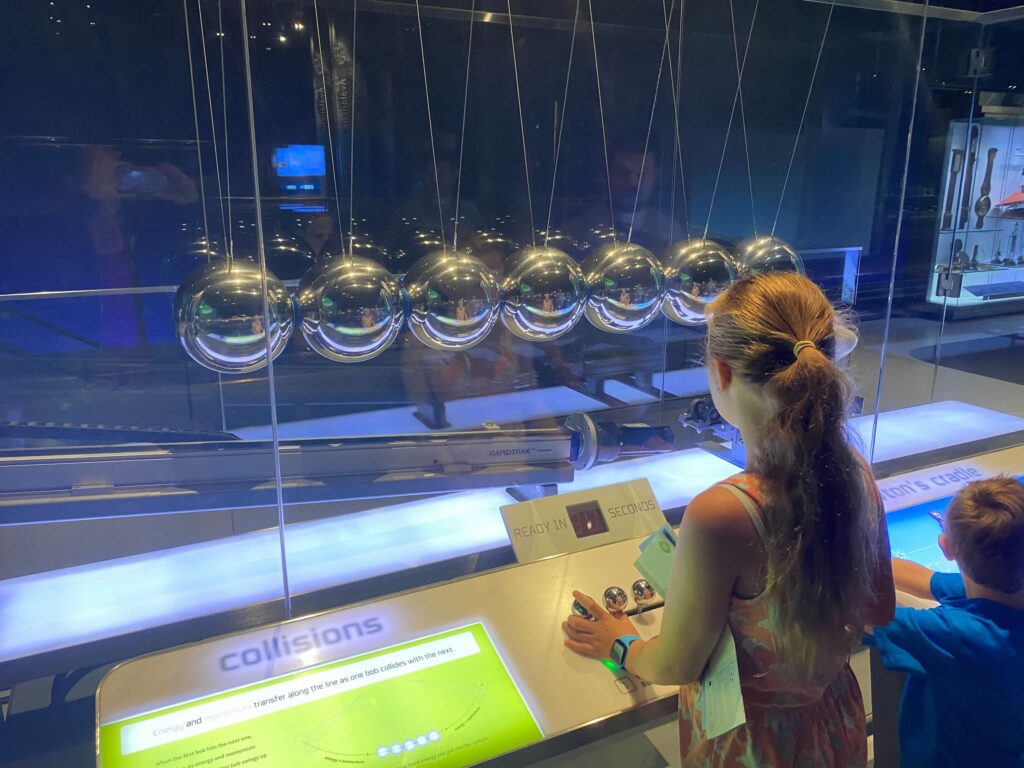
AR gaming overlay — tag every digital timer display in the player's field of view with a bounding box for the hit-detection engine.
[565,500,609,539]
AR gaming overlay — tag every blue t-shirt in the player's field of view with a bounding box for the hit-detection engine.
[867,573,1024,767]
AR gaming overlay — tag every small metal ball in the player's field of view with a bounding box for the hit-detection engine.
[583,242,665,333]
[571,599,595,621]
[501,246,586,341]
[297,257,405,363]
[632,579,657,606]
[661,238,738,326]
[403,249,500,351]
[604,586,629,614]
[174,260,295,374]
[736,235,804,276]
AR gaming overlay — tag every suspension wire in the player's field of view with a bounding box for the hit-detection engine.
[869,1,930,463]
[182,0,210,254]
[663,0,689,240]
[628,0,674,244]
[507,1,537,245]
[195,0,229,250]
[771,0,836,237]
[413,0,448,249]
[586,0,616,242]
[452,0,476,252]
[702,0,761,240]
[544,0,581,247]
[728,0,757,235]
[312,0,348,258]
[238,0,292,619]
[348,0,358,255]
[218,0,233,257]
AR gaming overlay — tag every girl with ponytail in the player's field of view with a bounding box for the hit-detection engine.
[564,273,895,767]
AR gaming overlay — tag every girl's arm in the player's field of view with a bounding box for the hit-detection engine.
[625,486,750,683]
[563,486,750,685]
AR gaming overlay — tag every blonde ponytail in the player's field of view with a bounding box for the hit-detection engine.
[707,273,878,672]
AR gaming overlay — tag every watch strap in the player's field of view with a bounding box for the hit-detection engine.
[611,634,642,669]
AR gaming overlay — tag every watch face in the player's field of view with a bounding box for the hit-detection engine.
[976,197,991,217]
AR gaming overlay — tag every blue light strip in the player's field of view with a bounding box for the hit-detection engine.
[1,402,1021,666]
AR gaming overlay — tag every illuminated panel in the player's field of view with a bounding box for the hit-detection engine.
[99,624,542,768]
[0,491,512,664]
[852,401,1024,463]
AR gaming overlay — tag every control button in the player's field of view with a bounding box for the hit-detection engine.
[632,579,656,613]
[614,678,637,693]
[604,586,628,615]
[572,599,596,621]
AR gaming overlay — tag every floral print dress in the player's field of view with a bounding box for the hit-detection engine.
[678,474,870,767]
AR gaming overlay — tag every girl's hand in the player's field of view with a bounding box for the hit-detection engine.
[561,590,639,661]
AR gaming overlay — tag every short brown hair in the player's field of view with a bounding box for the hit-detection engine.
[945,476,1024,593]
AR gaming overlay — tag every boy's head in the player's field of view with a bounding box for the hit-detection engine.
[940,476,1024,594]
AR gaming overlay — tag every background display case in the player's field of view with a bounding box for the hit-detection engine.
[1,1,1023,767]
[929,116,1024,312]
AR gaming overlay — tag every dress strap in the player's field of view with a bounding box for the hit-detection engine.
[719,481,769,546]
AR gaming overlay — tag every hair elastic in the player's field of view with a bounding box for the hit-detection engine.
[793,340,816,358]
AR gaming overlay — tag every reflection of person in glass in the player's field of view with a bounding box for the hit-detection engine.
[455,298,469,323]
[567,143,683,256]
[80,146,199,347]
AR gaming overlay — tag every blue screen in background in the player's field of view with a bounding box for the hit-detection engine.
[272,144,326,177]
[886,474,1024,573]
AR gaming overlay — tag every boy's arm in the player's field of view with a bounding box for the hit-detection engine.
[892,557,936,601]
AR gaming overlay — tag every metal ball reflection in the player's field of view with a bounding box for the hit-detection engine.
[574,224,620,257]
[583,242,665,333]
[604,586,628,614]
[468,227,519,270]
[174,261,295,374]
[632,579,656,607]
[501,246,586,342]
[736,235,804,276]
[571,599,595,621]
[404,249,500,351]
[297,257,405,363]
[263,232,316,280]
[536,229,580,261]
[389,230,446,274]
[661,238,738,326]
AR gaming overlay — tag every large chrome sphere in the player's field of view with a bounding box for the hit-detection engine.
[661,238,738,326]
[736,235,804,276]
[500,246,586,342]
[263,232,316,280]
[174,261,295,374]
[404,249,500,351]
[297,257,404,363]
[583,242,665,333]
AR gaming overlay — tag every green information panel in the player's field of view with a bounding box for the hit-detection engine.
[99,624,542,768]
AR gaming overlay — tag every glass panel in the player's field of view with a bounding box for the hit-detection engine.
[0,3,288,760]
[871,10,1024,471]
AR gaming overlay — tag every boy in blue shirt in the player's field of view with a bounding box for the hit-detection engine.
[867,476,1024,767]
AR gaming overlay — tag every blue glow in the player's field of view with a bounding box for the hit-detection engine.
[1,402,1019,667]
[272,145,326,177]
